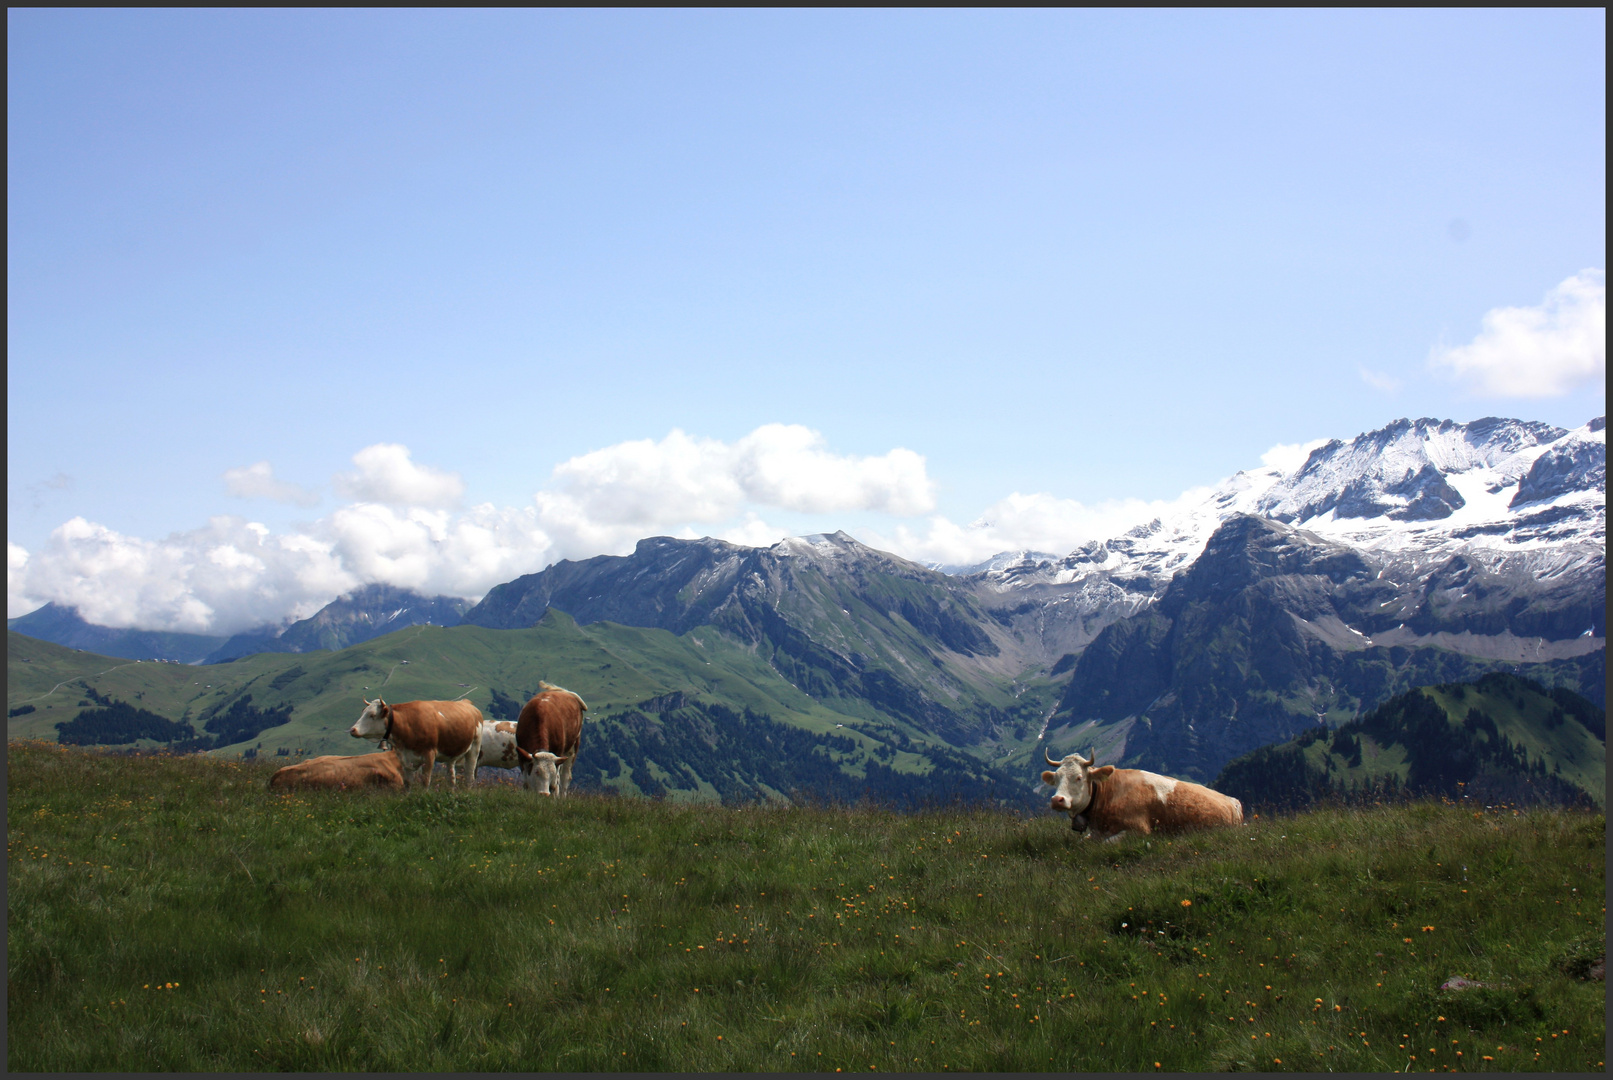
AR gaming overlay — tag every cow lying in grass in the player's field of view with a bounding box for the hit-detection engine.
[1041,749,1243,840]
[268,750,405,791]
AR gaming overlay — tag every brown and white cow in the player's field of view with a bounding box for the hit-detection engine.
[514,681,585,796]
[1041,749,1243,840]
[349,697,482,789]
[474,720,564,791]
[476,720,521,771]
[268,750,405,791]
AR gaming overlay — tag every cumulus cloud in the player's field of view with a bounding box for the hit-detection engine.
[332,443,466,508]
[10,516,357,633]
[223,461,320,506]
[324,502,553,597]
[1260,438,1331,475]
[9,541,44,619]
[1429,269,1606,397]
[731,424,935,516]
[6,427,935,634]
[534,424,935,556]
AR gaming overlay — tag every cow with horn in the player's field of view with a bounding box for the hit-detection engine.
[349,697,483,789]
[1041,747,1243,840]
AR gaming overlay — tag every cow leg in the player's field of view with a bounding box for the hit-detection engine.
[559,756,575,798]
[451,742,479,788]
[419,749,438,789]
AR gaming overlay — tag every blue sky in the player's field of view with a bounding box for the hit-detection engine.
[7,10,1605,631]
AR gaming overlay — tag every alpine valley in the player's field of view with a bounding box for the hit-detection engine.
[8,416,1605,807]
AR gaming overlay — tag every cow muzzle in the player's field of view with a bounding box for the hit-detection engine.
[1050,795,1071,812]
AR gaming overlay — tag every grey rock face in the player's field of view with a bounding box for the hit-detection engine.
[463,532,1020,745]
[1050,514,1604,783]
[1511,425,1606,507]
[204,584,472,663]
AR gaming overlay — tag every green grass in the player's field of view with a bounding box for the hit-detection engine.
[8,740,1605,1072]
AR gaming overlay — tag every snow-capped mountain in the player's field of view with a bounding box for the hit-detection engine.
[961,417,1604,651]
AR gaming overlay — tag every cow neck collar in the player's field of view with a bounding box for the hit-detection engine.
[380,704,395,745]
[1072,774,1105,816]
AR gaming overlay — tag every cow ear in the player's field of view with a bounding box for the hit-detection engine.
[1090,765,1116,781]
[1041,771,1056,785]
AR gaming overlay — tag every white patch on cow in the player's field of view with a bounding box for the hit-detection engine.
[1137,771,1179,804]
[477,720,521,773]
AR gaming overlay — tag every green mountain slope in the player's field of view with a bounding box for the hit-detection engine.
[1213,673,1605,810]
[462,533,1038,747]
[8,612,1039,809]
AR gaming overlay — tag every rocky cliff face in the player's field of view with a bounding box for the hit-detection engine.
[1047,514,1604,783]
[203,585,472,663]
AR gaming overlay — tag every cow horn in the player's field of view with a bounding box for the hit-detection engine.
[1044,747,1063,766]
[1086,746,1098,766]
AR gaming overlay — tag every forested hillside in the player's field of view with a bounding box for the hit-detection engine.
[1215,674,1605,811]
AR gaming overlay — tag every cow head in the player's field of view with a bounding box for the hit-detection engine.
[1041,748,1115,818]
[350,697,390,741]
[515,747,567,796]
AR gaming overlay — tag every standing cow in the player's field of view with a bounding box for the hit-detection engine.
[473,719,565,792]
[514,681,585,796]
[1041,749,1243,840]
[350,697,482,789]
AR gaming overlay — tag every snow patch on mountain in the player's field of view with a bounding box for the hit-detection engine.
[959,416,1605,650]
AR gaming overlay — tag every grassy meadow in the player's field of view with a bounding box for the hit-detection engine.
[7,740,1605,1072]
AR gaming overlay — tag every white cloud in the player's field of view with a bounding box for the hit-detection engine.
[325,502,553,597]
[714,512,791,550]
[223,461,320,506]
[7,427,937,634]
[1259,438,1330,475]
[1429,269,1606,397]
[11,516,357,634]
[1357,367,1402,394]
[868,488,1209,569]
[9,541,45,619]
[731,424,935,516]
[332,443,466,508]
[534,424,935,556]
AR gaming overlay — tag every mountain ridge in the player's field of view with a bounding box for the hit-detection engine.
[8,413,1602,792]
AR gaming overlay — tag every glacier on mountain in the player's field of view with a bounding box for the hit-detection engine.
[958,416,1605,660]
